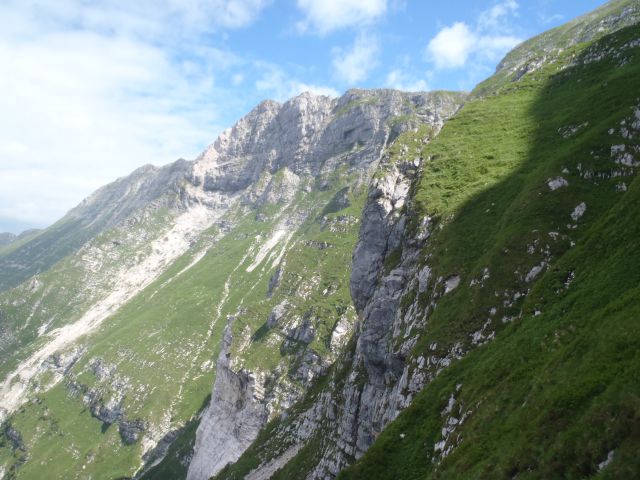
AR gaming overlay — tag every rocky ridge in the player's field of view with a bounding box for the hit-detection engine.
[183,89,464,480]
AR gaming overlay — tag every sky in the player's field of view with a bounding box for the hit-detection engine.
[0,0,608,233]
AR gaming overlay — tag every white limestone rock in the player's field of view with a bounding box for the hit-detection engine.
[547,176,569,190]
[571,202,587,221]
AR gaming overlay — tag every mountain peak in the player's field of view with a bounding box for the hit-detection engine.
[481,0,640,96]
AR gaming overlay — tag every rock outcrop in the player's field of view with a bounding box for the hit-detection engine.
[187,320,267,480]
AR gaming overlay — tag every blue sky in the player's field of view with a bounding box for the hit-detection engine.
[0,0,607,233]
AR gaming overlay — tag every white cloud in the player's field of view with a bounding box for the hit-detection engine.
[232,73,245,85]
[332,35,379,85]
[7,0,273,39]
[198,0,272,29]
[478,0,518,29]
[385,69,429,92]
[293,83,340,98]
[426,1,521,71]
[427,22,476,69]
[539,12,564,25]
[477,34,522,61]
[0,0,273,232]
[296,0,387,35]
[255,64,339,101]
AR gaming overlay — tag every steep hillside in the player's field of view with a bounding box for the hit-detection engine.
[212,2,640,479]
[0,89,463,479]
[341,23,640,480]
[0,161,192,292]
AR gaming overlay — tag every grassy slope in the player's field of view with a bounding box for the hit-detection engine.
[339,23,640,480]
[0,207,176,380]
[0,217,102,293]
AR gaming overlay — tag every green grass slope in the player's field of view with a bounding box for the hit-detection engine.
[339,20,640,480]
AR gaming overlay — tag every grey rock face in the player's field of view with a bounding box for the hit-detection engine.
[350,160,413,311]
[187,319,267,480]
[267,300,289,328]
[266,265,283,298]
[287,314,316,344]
[306,152,429,478]
[4,426,24,451]
[91,398,123,425]
[237,113,466,479]
[42,346,85,376]
[119,419,147,445]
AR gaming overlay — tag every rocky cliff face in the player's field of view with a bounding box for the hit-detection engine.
[186,321,267,480]
[192,89,459,194]
[183,89,464,480]
[310,145,431,478]
[210,133,442,480]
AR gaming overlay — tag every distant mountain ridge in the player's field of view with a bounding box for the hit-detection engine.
[0,234,15,248]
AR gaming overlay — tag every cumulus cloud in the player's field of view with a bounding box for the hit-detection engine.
[478,0,518,29]
[0,0,272,232]
[332,35,380,85]
[292,83,341,98]
[296,0,387,35]
[427,22,477,69]
[539,12,564,25]
[385,69,429,92]
[202,0,273,29]
[426,0,522,71]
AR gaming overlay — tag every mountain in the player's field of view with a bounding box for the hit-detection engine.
[0,230,41,257]
[0,235,15,248]
[0,89,463,479]
[1,1,639,479]
[204,2,640,479]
